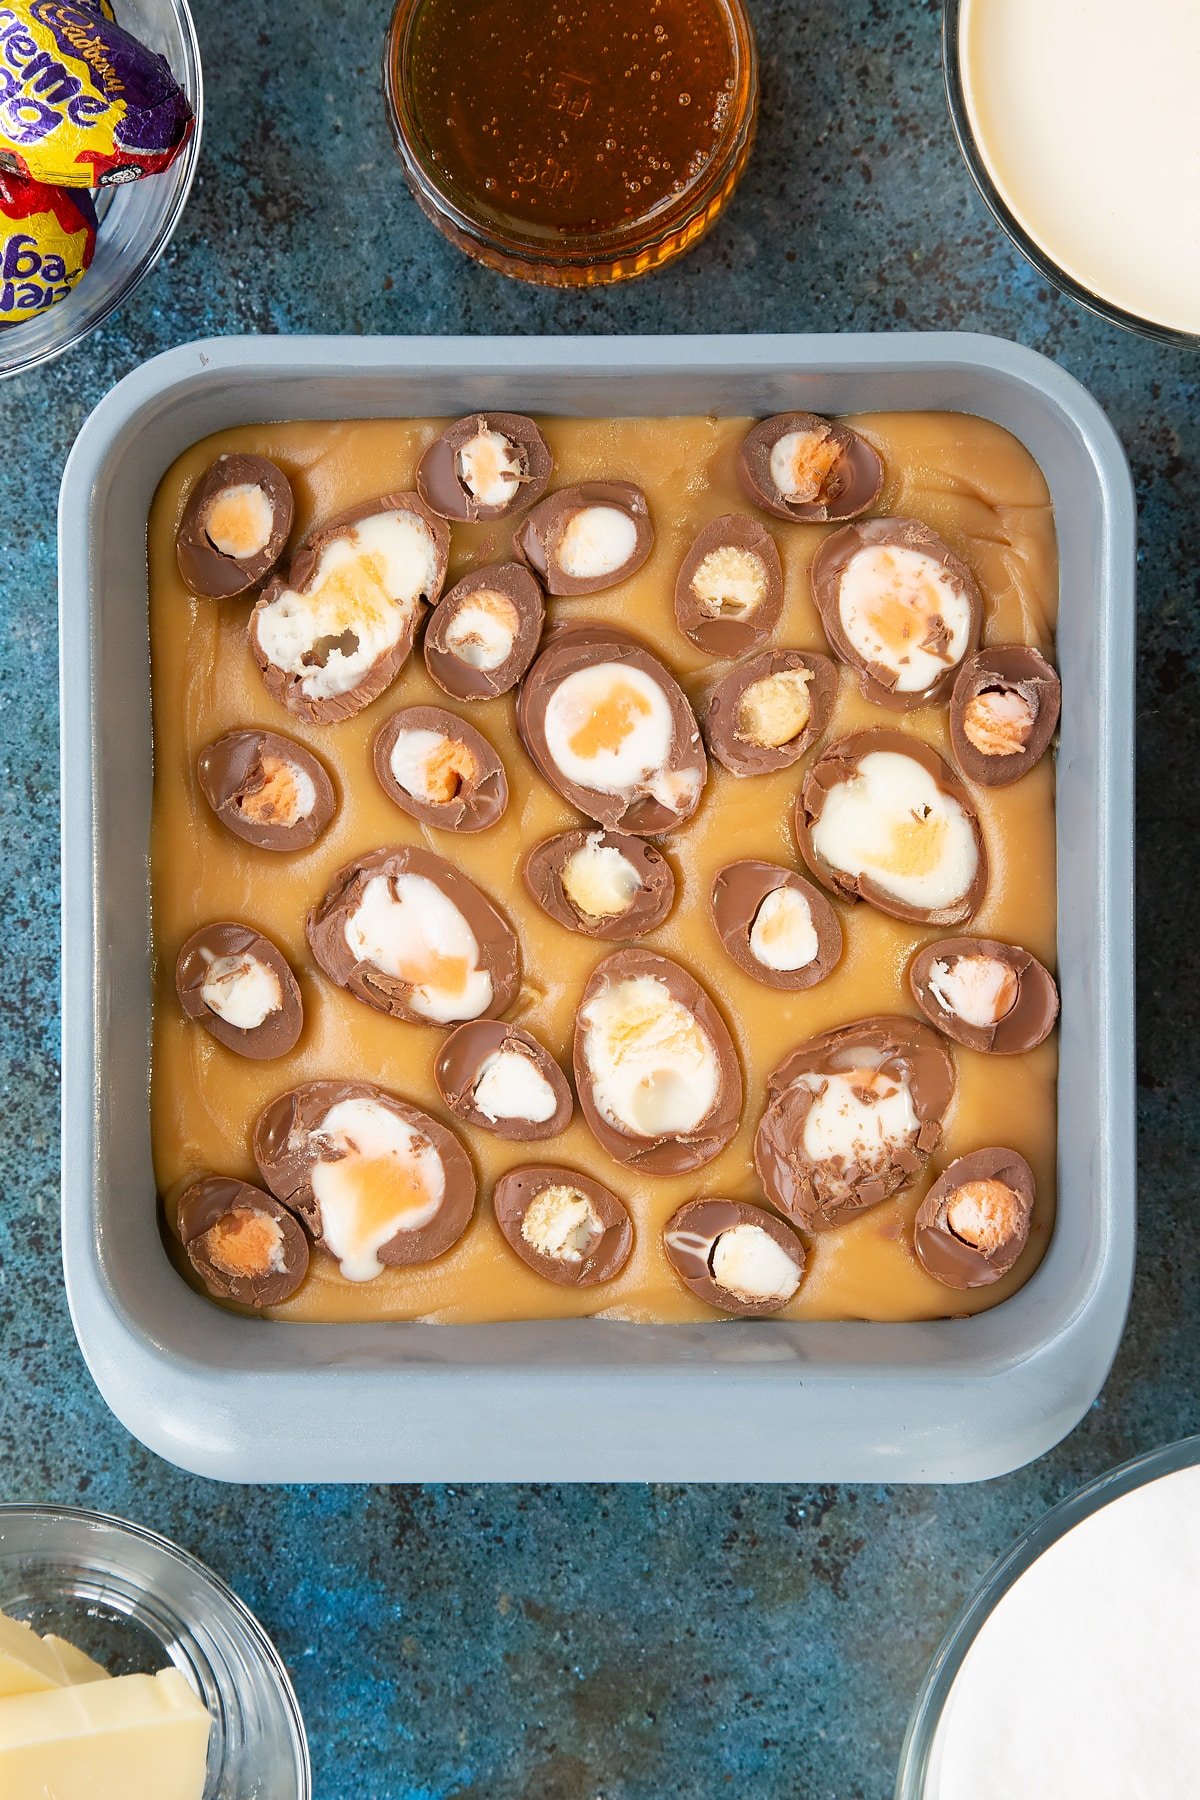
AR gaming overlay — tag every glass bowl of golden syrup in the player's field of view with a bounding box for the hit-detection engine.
[383,0,758,286]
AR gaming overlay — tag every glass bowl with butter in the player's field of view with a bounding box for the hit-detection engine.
[0,1505,309,1799]
[944,0,1200,344]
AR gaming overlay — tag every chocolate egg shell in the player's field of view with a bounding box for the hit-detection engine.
[514,481,654,595]
[492,1165,633,1287]
[373,705,508,833]
[795,729,988,926]
[573,948,742,1176]
[914,1147,1035,1289]
[523,828,676,941]
[423,562,546,701]
[663,1198,806,1317]
[674,514,783,657]
[704,649,837,777]
[250,491,449,724]
[517,623,707,835]
[810,517,983,710]
[950,646,1062,785]
[306,843,521,1027]
[435,1020,573,1141]
[755,1016,955,1231]
[175,453,294,599]
[175,921,303,1059]
[416,412,553,521]
[738,412,884,523]
[197,728,336,853]
[710,861,842,991]
[253,1080,476,1272]
[177,1175,309,1308]
[909,936,1059,1055]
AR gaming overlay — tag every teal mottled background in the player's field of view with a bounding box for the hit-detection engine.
[1,1,1196,1795]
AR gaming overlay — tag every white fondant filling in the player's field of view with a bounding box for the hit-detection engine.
[692,545,767,617]
[206,482,274,559]
[543,662,691,814]
[456,429,523,507]
[388,727,455,803]
[310,1097,444,1281]
[797,1061,919,1173]
[711,1224,800,1302]
[561,837,643,919]
[199,950,282,1030]
[443,594,518,670]
[344,873,492,1023]
[810,749,979,912]
[580,973,719,1138]
[838,544,972,693]
[557,505,639,579]
[255,511,437,700]
[472,1049,558,1124]
[928,955,1016,1028]
[748,887,819,971]
[521,1186,602,1262]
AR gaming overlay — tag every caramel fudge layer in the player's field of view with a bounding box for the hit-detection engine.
[148,412,1057,1323]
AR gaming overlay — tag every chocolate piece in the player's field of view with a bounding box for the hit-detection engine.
[795,729,988,926]
[175,454,294,599]
[573,949,742,1176]
[197,728,336,853]
[517,624,707,834]
[373,705,508,833]
[416,412,553,521]
[710,861,842,990]
[0,0,194,189]
[663,1198,806,1316]
[755,1016,955,1230]
[492,1165,633,1287]
[523,828,675,940]
[435,1020,572,1140]
[514,482,653,595]
[175,921,303,1060]
[704,649,837,777]
[914,1147,1035,1288]
[674,515,783,657]
[253,1080,475,1277]
[250,492,449,724]
[0,172,95,325]
[306,843,521,1026]
[909,936,1059,1055]
[810,517,983,709]
[177,1175,308,1308]
[423,562,545,701]
[738,412,884,523]
[950,646,1062,785]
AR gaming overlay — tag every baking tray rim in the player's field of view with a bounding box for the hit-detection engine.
[58,331,1135,1482]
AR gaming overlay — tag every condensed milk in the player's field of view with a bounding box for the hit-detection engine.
[958,0,1200,335]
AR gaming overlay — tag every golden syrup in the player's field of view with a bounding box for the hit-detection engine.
[385,0,758,284]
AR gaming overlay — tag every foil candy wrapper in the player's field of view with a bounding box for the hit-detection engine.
[0,0,192,188]
[0,164,94,321]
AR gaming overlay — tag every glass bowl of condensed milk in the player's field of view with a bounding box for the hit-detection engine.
[945,0,1200,342]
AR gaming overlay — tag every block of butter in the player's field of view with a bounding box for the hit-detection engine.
[0,1668,210,1799]
[0,1611,110,1696]
[0,1612,64,1697]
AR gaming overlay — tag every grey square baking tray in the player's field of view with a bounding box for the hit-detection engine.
[59,333,1135,1483]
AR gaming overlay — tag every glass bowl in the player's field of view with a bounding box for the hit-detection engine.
[896,1434,1200,1798]
[0,1505,310,1799]
[382,0,758,287]
[0,0,203,381]
[942,0,1199,347]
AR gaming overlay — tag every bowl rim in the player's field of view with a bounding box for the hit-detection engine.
[0,0,204,381]
[894,1433,1200,1797]
[941,0,1200,348]
[0,1501,311,1796]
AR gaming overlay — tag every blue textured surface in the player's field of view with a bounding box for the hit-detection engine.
[0,1,1196,1795]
